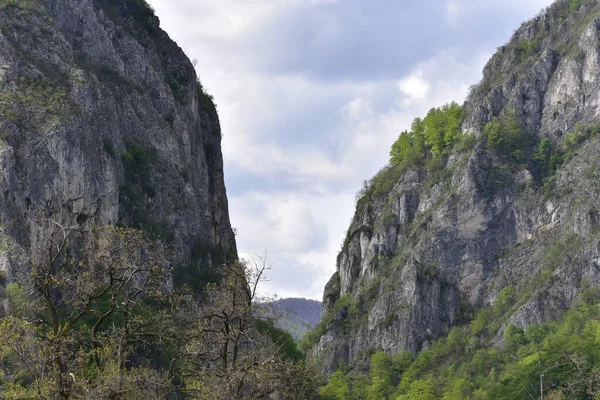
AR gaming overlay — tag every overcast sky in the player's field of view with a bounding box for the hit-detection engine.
[147,0,554,300]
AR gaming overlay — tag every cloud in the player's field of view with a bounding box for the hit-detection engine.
[231,191,355,299]
[398,70,430,102]
[230,192,329,254]
[148,0,555,299]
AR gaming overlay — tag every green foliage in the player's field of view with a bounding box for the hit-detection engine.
[353,102,466,231]
[534,121,600,195]
[564,122,600,157]
[483,110,533,164]
[300,296,359,353]
[172,240,235,295]
[454,133,477,154]
[397,379,435,400]
[198,80,219,116]
[469,307,493,336]
[256,319,304,361]
[516,40,540,63]
[0,77,72,129]
[121,140,154,172]
[366,351,395,400]
[569,0,584,11]
[543,233,579,271]
[493,286,516,316]
[118,140,176,241]
[320,287,600,400]
[482,110,567,189]
[0,0,45,14]
[333,295,358,314]
[361,276,381,304]
[4,283,27,317]
[423,102,465,156]
[102,138,116,158]
[389,102,465,167]
[0,227,319,399]
[420,263,438,280]
[299,322,327,354]
[360,165,406,205]
[93,0,157,35]
[389,118,426,167]
[503,324,525,350]
[319,370,350,400]
[120,139,155,193]
[533,138,562,178]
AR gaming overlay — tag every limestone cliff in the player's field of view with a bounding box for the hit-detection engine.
[314,0,600,372]
[0,0,236,295]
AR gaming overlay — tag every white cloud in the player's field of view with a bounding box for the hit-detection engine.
[339,98,373,122]
[232,191,355,299]
[147,0,555,300]
[230,192,328,253]
[398,70,430,101]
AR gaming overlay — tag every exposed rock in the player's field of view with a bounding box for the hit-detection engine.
[0,0,236,310]
[314,0,600,372]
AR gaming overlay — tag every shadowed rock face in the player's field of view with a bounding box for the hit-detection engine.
[314,0,600,372]
[0,0,236,290]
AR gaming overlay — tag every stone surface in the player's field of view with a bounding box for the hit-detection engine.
[0,0,236,299]
[314,0,600,372]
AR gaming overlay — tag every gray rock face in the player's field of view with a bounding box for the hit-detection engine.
[314,0,600,372]
[0,1,235,289]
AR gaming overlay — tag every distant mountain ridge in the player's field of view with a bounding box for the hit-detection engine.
[270,298,322,340]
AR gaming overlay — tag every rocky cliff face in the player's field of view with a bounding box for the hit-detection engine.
[314,0,600,372]
[0,0,236,302]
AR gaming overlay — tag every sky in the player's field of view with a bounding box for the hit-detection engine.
[147,0,554,300]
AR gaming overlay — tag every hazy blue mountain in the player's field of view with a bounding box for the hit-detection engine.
[269,298,322,340]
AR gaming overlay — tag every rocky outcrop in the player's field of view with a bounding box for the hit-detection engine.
[0,0,236,289]
[314,0,600,372]
[464,0,600,138]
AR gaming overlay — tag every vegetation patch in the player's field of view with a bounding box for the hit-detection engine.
[0,0,46,15]
[515,39,540,64]
[118,140,175,241]
[353,102,465,219]
[0,78,72,131]
[93,0,157,36]
[256,319,304,361]
[389,102,465,167]
[197,80,218,116]
[300,295,360,353]
[481,110,565,195]
[102,138,116,158]
[318,285,600,400]
[172,240,236,296]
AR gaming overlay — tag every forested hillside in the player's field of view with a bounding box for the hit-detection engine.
[271,298,322,340]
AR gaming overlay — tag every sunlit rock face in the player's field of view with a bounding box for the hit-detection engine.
[314,0,600,372]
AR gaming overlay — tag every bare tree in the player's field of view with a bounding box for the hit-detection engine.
[0,223,319,399]
[172,256,319,399]
[0,222,173,399]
